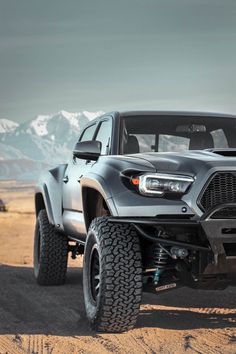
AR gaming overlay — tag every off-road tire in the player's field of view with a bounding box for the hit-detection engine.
[34,209,68,285]
[83,216,143,333]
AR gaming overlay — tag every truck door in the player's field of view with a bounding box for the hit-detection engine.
[62,122,98,239]
[62,118,113,241]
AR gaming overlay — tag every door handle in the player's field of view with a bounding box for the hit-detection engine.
[63,176,69,183]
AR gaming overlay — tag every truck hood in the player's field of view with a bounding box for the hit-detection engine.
[127,150,236,176]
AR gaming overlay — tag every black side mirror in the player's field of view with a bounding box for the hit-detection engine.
[73,140,102,161]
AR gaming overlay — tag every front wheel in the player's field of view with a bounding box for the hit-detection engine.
[83,217,143,332]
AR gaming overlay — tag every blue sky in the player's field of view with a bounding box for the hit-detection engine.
[1,0,236,122]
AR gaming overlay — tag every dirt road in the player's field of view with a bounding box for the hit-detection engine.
[0,181,235,353]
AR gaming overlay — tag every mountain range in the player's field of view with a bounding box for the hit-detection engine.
[0,110,103,180]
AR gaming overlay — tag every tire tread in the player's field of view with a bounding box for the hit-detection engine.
[88,217,142,332]
[35,209,68,285]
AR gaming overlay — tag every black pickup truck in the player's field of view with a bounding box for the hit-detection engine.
[34,111,236,332]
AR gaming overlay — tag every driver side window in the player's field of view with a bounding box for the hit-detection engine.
[80,124,97,142]
[94,119,112,155]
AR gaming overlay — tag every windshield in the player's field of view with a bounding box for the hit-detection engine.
[121,115,236,154]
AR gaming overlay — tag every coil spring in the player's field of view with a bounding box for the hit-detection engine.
[154,244,169,269]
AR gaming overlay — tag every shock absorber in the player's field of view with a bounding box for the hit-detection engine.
[153,243,169,285]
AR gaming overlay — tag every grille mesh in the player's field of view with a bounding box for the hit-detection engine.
[200,172,236,213]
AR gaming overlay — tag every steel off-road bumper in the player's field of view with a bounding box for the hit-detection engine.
[200,203,236,275]
[109,203,236,276]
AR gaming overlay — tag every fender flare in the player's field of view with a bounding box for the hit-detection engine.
[80,174,118,231]
[35,164,67,229]
[35,183,55,225]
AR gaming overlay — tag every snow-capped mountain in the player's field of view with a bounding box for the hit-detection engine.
[0,110,103,180]
[22,110,102,137]
[0,119,19,133]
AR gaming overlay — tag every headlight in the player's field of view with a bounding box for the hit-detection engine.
[131,173,194,196]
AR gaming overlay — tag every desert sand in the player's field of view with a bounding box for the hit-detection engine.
[0,181,235,354]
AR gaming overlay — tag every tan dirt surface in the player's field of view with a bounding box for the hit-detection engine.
[0,181,235,354]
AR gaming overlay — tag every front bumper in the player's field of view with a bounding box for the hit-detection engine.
[200,203,236,274]
[108,203,236,275]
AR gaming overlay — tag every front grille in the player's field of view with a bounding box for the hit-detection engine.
[211,207,236,219]
[199,172,236,214]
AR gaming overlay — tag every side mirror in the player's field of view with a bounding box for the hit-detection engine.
[73,140,102,161]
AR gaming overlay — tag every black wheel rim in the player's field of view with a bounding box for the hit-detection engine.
[89,245,100,303]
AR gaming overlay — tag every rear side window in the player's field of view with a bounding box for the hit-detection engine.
[211,129,228,148]
[95,120,112,155]
[133,134,156,152]
[80,124,97,142]
[159,134,190,152]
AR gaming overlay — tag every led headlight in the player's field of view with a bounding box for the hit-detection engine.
[132,173,194,196]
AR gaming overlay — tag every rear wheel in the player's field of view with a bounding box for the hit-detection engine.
[34,209,68,285]
[83,217,143,332]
